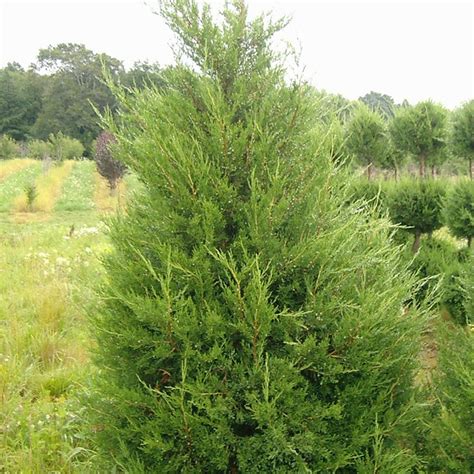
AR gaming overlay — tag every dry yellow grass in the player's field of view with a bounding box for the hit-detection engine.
[0,159,35,181]
[13,160,75,213]
[94,173,127,213]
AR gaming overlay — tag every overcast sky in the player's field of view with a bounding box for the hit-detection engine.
[0,0,472,108]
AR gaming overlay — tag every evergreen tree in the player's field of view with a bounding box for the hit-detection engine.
[450,100,474,180]
[389,101,447,178]
[425,323,474,471]
[88,1,427,470]
[386,179,446,253]
[345,103,387,179]
[443,180,474,247]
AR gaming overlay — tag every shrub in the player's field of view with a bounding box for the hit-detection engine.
[0,134,20,160]
[345,178,387,216]
[48,132,84,161]
[425,324,474,472]
[443,180,474,247]
[87,1,428,471]
[344,104,387,179]
[450,100,474,179]
[387,178,446,252]
[24,182,38,211]
[28,139,52,160]
[94,131,126,191]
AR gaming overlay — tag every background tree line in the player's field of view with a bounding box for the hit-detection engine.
[0,43,165,156]
[1,42,472,175]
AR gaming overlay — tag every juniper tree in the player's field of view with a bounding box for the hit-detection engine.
[386,179,446,253]
[443,180,474,247]
[345,103,387,179]
[450,100,474,180]
[88,1,428,471]
[389,101,447,178]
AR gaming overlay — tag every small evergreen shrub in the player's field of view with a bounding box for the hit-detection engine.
[386,178,446,252]
[345,178,387,216]
[443,180,474,247]
[461,254,474,324]
[87,1,428,470]
[24,182,38,211]
[406,237,470,323]
[425,324,474,472]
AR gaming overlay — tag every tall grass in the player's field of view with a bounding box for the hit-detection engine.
[0,159,35,181]
[13,161,75,213]
[0,218,107,471]
[94,173,127,213]
[0,162,42,213]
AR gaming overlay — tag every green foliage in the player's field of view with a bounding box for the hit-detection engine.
[386,179,446,252]
[345,178,387,216]
[24,182,38,210]
[462,257,474,320]
[27,134,84,161]
[33,43,123,153]
[87,1,427,471]
[425,324,474,472]
[48,132,84,161]
[389,101,448,177]
[450,100,474,178]
[345,103,387,178]
[0,134,20,160]
[359,91,396,120]
[28,139,52,160]
[443,180,474,247]
[0,64,43,141]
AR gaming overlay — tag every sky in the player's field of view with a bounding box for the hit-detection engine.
[0,0,472,109]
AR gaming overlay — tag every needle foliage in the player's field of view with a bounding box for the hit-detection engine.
[88,1,427,471]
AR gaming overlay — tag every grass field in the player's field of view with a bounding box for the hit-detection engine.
[0,159,139,471]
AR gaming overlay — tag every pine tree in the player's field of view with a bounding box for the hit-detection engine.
[88,1,427,470]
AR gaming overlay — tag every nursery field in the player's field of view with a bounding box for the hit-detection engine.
[0,159,472,471]
[0,159,139,471]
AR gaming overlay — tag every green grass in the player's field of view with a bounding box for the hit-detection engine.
[0,214,107,471]
[55,161,96,212]
[0,159,133,471]
[0,161,42,212]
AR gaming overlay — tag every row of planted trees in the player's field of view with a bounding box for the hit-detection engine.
[349,177,474,326]
[0,131,126,193]
[0,132,84,161]
[345,99,474,180]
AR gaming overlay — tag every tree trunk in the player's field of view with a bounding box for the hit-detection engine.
[431,164,436,179]
[367,162,373,180]
[394,166,398,181]
[412,231,422,253]
[468,236,472,248]
[470,158,472,180]
[419,154,426,178]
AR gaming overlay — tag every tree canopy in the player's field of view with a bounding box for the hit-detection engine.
[389,101,447,178]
